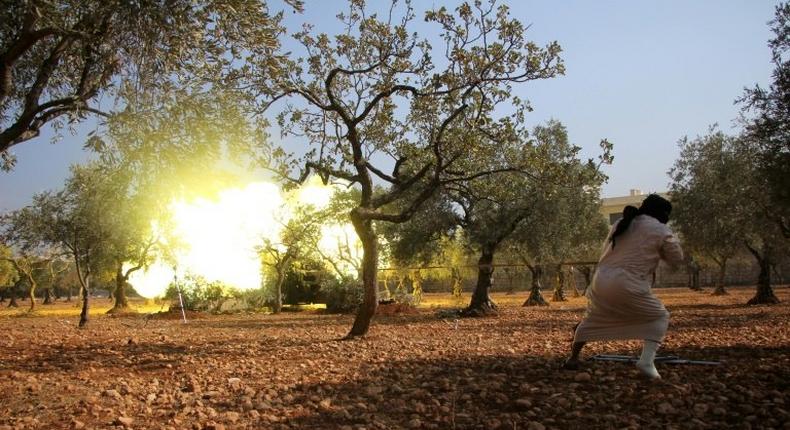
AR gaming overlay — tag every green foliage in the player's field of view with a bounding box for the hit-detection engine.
[504,122,608,270]
[281,266,324,305]
[0,245,19,287]
[165,275,240,313]
[381,192,457,268]
[668,126,788,301]
[322,276,363,314]
[386,120,608,270]
[737,2,790,237]
[669,128,746,268]
[1,0,295,168]
[259,204,325,312]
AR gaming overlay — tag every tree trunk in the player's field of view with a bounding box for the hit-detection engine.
[568,266,581,298]
[380,274,392,301]
[395,274,406,296]
[579,265,593,296]
[524,265,549,306]
[747,246,779,305]
[27,280,37,312]
[0,288,5,302]
[687,258,702,291]
[711,258,728,296]
[462,247,498,317]
[66,285,72,302]
[109,264,131,313]
[552,264,567,302]
[8,285,18,308]
[346,213,378,338]
[43,287,53,304]
[451,267,463,299]
[79,280,90,327]
[411,270,423,305]
[689,267,701,291]
[273,269,284,314]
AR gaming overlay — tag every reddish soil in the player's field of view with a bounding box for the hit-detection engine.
[0,286,787,430]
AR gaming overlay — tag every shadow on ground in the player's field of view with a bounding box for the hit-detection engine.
[254,344,788,430]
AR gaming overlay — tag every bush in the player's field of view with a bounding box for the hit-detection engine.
[165,275,240,313]
[282,269,323,305]
[322,275,363,313]
[237,288,270,311]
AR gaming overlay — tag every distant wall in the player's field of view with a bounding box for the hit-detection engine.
[379,257,790,295]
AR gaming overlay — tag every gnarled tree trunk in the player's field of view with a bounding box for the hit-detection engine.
[7,282,19,308]
[552,264,567,302]
[411,270,423,305]
[711,258,728,296]
[569,266,581,298]
[346,212,378,338]
[79,280,90,327]
[43,287,53,304]
[272,268,285,314]
[687,258,702,291]
[451,267,463,299]
[746,243,779,305]
[462,246,498,317]
[76,258,91,327]
[524,265,549,306]
[109,263,130,312]
[26,279,37,312]
[747,244,779,305]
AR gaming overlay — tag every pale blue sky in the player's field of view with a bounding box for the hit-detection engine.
[0,0,780,211]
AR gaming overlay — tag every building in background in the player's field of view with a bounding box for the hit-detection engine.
[599,189,670,225]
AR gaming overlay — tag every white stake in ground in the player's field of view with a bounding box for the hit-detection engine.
[173,266,187,324]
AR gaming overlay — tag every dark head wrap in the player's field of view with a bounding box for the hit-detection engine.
[610,194,672,248]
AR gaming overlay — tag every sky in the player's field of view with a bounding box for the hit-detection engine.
[0,0,780,212]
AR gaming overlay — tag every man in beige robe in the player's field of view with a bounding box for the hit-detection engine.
[564,194,684,379]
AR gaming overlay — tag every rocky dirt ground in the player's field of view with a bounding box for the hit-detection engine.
[0,286,788,430]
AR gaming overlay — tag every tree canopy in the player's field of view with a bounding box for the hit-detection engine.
[0,0,295,169]
[738,2,790,238]
[263,0,567,337]
[669,128,748,294]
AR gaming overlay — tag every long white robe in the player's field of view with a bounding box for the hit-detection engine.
[574,215,684,343]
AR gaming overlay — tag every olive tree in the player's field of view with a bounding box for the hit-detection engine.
[669,129,746,295]
[1,0,295,169]
[734,140,786,305]
[508,123,609,307]
[259,205,323,313]
[384,120,609,315]
[737,2,790,238]
[0,206,65,311]
[668,129,784,304]
[0,245,19,302]
[264,0,565,337]
[9,165,116,326]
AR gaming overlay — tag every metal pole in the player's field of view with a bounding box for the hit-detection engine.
[173,266,187,324]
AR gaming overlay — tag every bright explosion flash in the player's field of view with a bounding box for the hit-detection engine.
[129,177,357,298]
